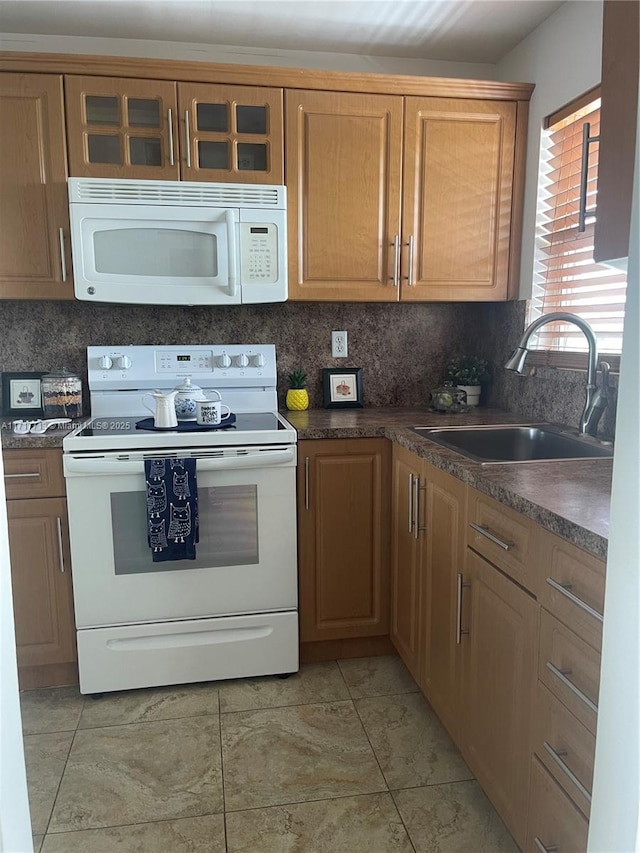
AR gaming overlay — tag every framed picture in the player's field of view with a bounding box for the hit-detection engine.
[322,368,363,409]
[1,371,46,417]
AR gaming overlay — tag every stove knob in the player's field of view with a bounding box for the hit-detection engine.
[217,354,232,369]
[98,355,113,369]
[235,353,249,368]
[116,355,132,370]
[252,353,266,367]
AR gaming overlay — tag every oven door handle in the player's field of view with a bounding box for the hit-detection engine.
[64,447,296,475]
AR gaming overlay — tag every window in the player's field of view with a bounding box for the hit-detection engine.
[528,88,627,369]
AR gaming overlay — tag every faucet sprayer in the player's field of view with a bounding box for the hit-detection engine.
[504,312,610,437]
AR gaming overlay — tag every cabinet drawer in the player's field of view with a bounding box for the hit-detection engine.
[466,488,534,592]
[539,609,600,735]
[526,756,588,853]
[533,682,595,818]
[536,529,605,650]
[3,449,65,499]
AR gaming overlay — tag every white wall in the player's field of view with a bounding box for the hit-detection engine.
[0,451,33,853]
[495,0,604,299]
[0,32,496,80]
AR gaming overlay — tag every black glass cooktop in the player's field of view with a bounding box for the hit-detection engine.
[76,413,286,438]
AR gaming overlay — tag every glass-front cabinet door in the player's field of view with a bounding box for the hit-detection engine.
[178,83,283,184]
[65,75,180,179]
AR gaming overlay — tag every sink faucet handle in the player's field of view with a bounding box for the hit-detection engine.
[598,361,611,392]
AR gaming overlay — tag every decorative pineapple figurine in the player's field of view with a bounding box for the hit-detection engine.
[286,369,309,411]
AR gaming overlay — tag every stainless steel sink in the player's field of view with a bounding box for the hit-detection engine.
[410,424,614,464]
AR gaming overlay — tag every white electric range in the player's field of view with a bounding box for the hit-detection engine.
[63,344,298,695]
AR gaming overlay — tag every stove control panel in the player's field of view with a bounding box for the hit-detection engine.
[87,345,277,392]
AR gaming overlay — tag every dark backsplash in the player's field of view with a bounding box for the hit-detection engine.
[0,299,617,436]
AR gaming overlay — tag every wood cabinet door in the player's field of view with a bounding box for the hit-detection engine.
[65,75,179,179]
[7,497,76,669]
[462,548,538,849]
[420,463,466,743]
[297,439,390,642]
[594,0,639,263]
[0,73,73,299]
[401,97,516,301]
[178,83,283,183]
[389,443,423,681]
[286,89,403,301]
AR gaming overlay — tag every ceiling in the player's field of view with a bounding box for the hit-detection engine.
[0,0,566,64]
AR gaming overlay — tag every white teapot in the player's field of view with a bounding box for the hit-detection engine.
[173,376,207,421]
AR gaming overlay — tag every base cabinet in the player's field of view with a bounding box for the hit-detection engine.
[4,449,77,688]
[297,439,391,644]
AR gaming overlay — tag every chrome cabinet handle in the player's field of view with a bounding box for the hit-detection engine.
[405,234,415,286]
[167,108,175,166]
[59,227,67,282]
[184,110,192,168]
[545,661,598,714]
[469,522,513,551]
[543,741,592,803]
[390,234,400,287]
[546,577,604,622]
[413,476,419,539]
[407,473,414,534]
[304,456,310,510]
[534,839,558,853]
[56,517,65,573]
[578,121,599,233]
[456,573,470,644]
[5,472,40,479]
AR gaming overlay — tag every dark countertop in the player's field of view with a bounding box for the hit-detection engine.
[1,419,85,449]
[2,408,611,560]
[284,407,611,561]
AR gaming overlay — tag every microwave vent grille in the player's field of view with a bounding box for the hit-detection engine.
[69,179,285,209]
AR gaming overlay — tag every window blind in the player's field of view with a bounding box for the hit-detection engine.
[528,94,627,366]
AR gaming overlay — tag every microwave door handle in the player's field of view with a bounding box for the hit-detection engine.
[225,210,238,299]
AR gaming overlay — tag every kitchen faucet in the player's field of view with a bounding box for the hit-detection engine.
[504,311,610,437]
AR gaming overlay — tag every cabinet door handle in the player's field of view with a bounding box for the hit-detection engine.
[405,234,415,286]
[167,108,175,166]
[456,573,470,644]
[578,121,599,232]
[5,472,40,479]
[469,522,513,551]
[304,456,310,510]
[546,577,604,622]
[407,473,414,534]
[59,227,67,282]
[390,234,400,287]
[184,110,192,168]
[545,661,598,714]
[534,839,558,853]
[56,516,65,573]
[543,741,592,803]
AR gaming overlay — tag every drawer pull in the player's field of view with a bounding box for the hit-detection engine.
[304,456,310,511]
[546,577,604,622]
[56,516,65,573]
[534,839,558,853]
[59,227,67,282]
[543,741,592,803]
[469,522,513,551]
[546,661,598,714]
[5,472,40,479]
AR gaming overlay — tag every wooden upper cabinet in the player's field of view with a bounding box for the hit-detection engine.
[593,0,639,264]
[65,75,180,179]
[402,97,516,301]
[178,83,283,183]
[286,89,403,301]
[0,73,73,299]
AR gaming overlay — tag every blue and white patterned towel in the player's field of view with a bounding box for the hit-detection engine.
[144,457,199,562]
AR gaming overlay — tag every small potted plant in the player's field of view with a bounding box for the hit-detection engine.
[444,356,491,407]
[286,369,309,411]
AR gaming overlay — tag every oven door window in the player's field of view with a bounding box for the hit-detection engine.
[111,484,258,574]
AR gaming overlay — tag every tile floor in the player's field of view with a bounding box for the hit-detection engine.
[21,655,518,852]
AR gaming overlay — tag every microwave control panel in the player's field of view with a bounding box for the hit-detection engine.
[240,223,278,284]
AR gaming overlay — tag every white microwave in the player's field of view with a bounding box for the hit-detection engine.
[68,178,287,305]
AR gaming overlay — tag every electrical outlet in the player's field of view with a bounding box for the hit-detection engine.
[331,331,348,358]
